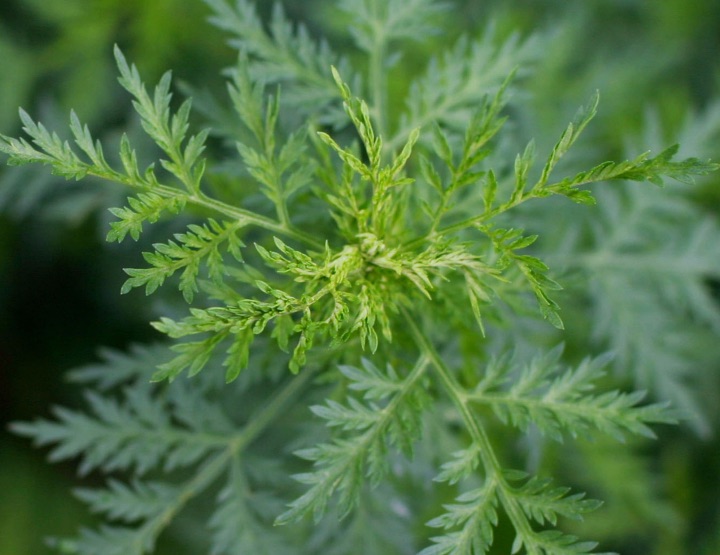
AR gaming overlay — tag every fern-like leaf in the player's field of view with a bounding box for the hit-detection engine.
[114,46,208,193]
[204,0,347,124]
[121,219,244,302]
[276,357,430,524]
[393,30,537,151]
[469,346,675,441]
[421,480,500,555]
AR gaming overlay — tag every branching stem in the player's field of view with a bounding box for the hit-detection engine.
[84,165,323,250]
[403,308,540,553]
[133,367,316,550]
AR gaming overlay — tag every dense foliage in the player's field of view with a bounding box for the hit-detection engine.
[2,1,720,554]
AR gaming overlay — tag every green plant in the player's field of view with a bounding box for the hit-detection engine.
[2,0,718,553]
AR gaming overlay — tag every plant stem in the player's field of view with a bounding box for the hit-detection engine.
[403,308,540,552]
[191,190,322,250]
[87,166,324,250]
[232,366,316,451]
[369,3,389,142]
[135,368,316,550]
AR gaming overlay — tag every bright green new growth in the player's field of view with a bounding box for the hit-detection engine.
[2,0,717,554]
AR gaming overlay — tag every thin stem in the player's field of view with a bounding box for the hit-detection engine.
[275,184,292,229]
[402,308,540,552]
[138,450,232,549]
[134,367,315,551]
[404,165,624,251]
[402,189,529,251]
[232,367,316,451]
[86,166,324,250]
[427,201,507,240]
[164,129,199,195]
[369,4,389,142]
[191,191,322,250]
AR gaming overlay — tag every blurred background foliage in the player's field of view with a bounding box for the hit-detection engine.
[0,1,718,553]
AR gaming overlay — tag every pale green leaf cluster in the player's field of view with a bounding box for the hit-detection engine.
[203,0,349,126]
[528,103,720,436]
[276,356,431,524]
[565,182,720,435]
[2,0,718,553]
[11,342,315,555]
[121,219,245,302]
[469,347,674,441]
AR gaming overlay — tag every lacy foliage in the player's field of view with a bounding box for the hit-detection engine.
[3,0,718,553]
